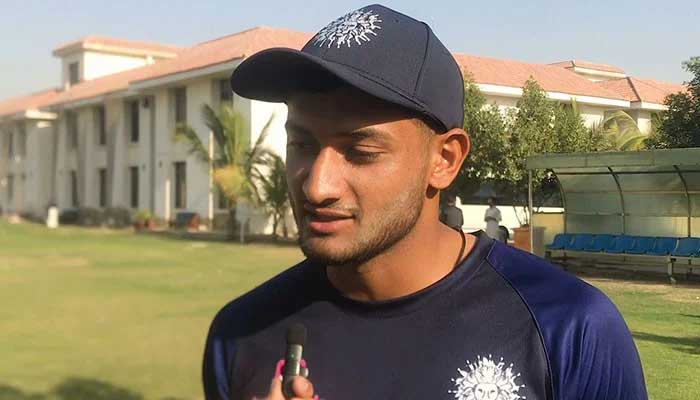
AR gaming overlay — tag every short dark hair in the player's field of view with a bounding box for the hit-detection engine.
[413,114,447,135]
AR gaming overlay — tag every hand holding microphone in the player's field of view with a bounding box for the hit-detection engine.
[282,323,308,397]
[264,323,317,400]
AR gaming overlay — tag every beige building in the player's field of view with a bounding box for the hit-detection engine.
[0,27,685,233]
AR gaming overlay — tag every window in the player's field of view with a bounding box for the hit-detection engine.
[66,111,78,149]
[174,161,186,209]
[129,166,139,208]
[129,100,139,143]
[7,130,14,157]
[69,62,80,85]
[95,106,106,146]
[7,174,13,201]
[217,187,230,209]
[18,127,26,158]
[174,87,187,124]
[218,79,233,104]
[98,168,107,208]
[70,170,78,207]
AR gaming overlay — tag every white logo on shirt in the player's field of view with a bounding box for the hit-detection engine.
[450,355,524,400]
[312,9,382,48]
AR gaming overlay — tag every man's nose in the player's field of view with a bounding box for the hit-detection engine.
[302,147,343,206]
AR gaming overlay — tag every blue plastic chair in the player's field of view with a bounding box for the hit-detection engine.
[626,236,656,254]
[604,235,635,254]
[565,234,594,251]
[547,234,572,250]
[647,237,678,256]
[671,237,700,257]
[584,234,615,252]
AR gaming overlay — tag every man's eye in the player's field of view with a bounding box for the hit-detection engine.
[345,147,380,162]
[287,141,313,149]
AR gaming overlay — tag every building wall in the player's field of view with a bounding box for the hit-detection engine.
[109,79,293,231]
[182,78,215,219]
[0,125,12,212]
[628,109,654,134]
[250,99,289,161]
[0,123,25,214]
[483,93,609,128]
[151,89,172,219]
[144,76,221,220]
[247,99,293,235]
[60,52,83,88]
[54,110,79,208]
[23,120,54,216]
[83,51,151,81]
[122,97,151,211]
[61,51,151,88]
[577,104,607,127]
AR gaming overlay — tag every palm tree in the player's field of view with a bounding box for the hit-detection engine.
[252,152,290,241]
[175,104,274,239]
[590,111,647,151]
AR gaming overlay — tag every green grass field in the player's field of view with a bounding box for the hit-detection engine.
[0,221,698,399]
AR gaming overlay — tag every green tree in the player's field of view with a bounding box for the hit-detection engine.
[454,77,509,200]
[590,110,647,151]
[252,152,290,240]
[502,79,560,223]
[175,104,275,238]
[455,78,608,225]
[553,100,606,152]
[647,57,700,148]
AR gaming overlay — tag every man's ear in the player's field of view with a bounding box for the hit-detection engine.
[428,128,470,190]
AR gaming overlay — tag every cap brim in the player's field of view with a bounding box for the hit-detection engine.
[230,47,432,121]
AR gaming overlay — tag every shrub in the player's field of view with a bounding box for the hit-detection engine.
[103,207,132,228]
[77,207,103,227]
[59,208,80,225]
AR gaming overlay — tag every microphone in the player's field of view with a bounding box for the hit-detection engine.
[282,323,307,397]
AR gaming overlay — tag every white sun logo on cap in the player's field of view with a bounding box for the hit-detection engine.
[312,9,382,48]
[450,355,524,400]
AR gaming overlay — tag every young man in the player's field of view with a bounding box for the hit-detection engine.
[484,197,502,240]
[203,4,647,400]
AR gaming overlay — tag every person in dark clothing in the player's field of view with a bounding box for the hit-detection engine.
[440,193,463,230]
[202,4,647,400]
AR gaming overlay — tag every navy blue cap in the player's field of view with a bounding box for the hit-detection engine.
[230,4,465,131]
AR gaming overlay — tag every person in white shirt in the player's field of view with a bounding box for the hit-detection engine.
[484,196,502,240]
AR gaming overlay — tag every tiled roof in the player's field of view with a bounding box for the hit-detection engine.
[3,27,683,112]
[0,88,61,118]
[454,54,628,100]
[597,77,686,104]
[53,35,182,57]
[130,27,312,85]
[549,60,626,74]
[46,66,155,107]
[44,27,312,107]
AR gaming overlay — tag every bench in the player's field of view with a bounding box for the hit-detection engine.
[170,212,200,230]
[546,233,700,282]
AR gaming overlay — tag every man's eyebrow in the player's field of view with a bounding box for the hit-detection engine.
[284,121,313,137]
[338,127,392,142]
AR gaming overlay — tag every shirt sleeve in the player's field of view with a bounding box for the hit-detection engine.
[572,296,648,400]
[487,244,648,400]
[202,316,237,400]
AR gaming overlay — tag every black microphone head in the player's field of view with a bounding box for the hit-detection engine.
[286,323,307,346]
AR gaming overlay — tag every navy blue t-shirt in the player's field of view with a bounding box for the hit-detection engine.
[203,232,647,400]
